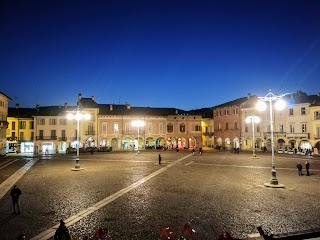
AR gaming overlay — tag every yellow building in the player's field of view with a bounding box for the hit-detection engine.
[7,104,35,153]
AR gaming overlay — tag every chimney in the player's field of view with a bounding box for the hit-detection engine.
[64,103,67,108]
[15,103,19,109]
[247,93,251,99]
[125,102,131,110]
[110,104,113,111]
[175,109,178,114]
[91,96,94,101]
[36,104,40,112]
[78,93,82,100]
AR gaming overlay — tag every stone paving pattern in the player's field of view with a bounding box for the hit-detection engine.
[0,150,320,239]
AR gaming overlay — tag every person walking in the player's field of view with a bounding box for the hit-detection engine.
[54,220,71,240]
[297,162,303,176]
[10,185,22,214]
[305,160,310,176]
[158,153,162,165]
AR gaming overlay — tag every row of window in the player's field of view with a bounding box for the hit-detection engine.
[11,121,34,130]
[102,122,201,134]
[215,108,239,117]
[244,123,309,133]
[217,122,238,130]
[0,100,7,109]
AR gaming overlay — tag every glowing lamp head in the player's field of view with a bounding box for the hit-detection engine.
[275,99,286,110]
[245,117,252,124]
[256,101,266,112]
[131,120,145,127]
[254,116,261,124]
[67,113,74,120]
[83,113,91,120]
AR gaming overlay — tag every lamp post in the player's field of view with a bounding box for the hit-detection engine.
[67,106,91,171]
[256,90,286,188]
[245,115,260,158]
[131,120,145,155]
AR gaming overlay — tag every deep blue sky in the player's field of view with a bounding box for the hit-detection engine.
[1,0,320,110]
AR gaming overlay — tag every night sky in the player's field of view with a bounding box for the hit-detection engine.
[1,0,320,110]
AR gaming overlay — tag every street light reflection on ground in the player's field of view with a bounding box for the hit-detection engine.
[245,115,260,159]
[256,90,286,188]
[67,106,91,171]
[131,119,145,155]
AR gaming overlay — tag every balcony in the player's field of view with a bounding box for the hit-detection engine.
[36,136,57,140]
[0,120,9,128]
[122,130,145,135]
[202,131,214,137]
[59,137,67,141]
[286,133,309,139]
[85,131,96,135]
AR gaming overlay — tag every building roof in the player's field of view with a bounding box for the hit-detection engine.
[8,107,36,118]
[0,91,12,100]
[98,104,184,117]
[187,107,213,118]
[213,96,249,109]
[33,105,77,117]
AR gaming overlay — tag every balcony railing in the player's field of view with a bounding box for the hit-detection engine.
[85,131,96,135]
[122,130,145,135]
[202,131,214,137]
[0,120,9,127]
[36,136,57,140]
[59,137,67,141]
[286,133,309,138]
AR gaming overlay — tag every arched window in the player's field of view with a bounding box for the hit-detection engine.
[180,123,185,133]
[167,123,173,133]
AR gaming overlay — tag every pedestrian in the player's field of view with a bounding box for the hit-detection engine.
[305,160,310,176]
[159,153,162,164]
[10,185,22,214]
[90,147,93,155]
[176,146,179,155]
[199,147,202,155]
[54,220,71,240]
[297,162,303,176]
[192,148,195,155]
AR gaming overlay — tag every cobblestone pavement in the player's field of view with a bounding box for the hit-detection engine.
[0,150,320,239]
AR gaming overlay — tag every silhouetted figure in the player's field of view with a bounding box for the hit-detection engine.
[10,185,22,214]
[159,154,162,164]
[54,220,71,240]
[297,162,303,176]
[305,160,310,176]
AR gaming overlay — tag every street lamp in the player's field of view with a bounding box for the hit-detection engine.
[245,115,260,158]
[256,90,286,188]
[67,106,91,171]
[131,119,145,155]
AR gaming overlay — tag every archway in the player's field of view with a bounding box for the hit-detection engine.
[146,137,155,149]
[121,137,132,150]
[243,138,251,150]
[233,137,240,150]
[225,137,231,150]
[277,139,285,150]
[288,140,296,150]
[188,136,197,148]
[314,141,320,155]
[111,138,119,150]
[298,140,312,151]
